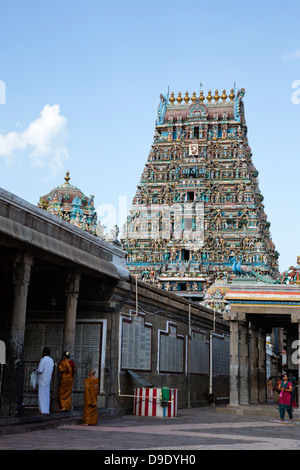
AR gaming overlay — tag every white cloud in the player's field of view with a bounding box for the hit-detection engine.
[0,104,69,173]
[282,49,300,61]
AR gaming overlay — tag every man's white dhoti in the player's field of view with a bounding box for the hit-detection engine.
[38,383,51,414]
[36,355,54,414]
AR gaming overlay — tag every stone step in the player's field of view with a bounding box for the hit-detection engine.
[216,404,300,417]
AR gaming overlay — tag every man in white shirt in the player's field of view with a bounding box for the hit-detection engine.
[35,347,54,415]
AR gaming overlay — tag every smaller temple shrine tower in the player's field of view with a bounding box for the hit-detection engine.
[38,171,98,234]
[121,88,279,300]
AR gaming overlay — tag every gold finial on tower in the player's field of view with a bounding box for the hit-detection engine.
[206,90,212,102]
[229,88,235,101]
[199,90,205,102]
[169,92,175,105]
[221,89,227,102]
[184,92,190,104]
[64,171,70,184]
[177,92,182,103]
[214,90,220,102]
[191,91,197,103]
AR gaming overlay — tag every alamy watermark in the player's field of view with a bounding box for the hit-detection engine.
[0,80,6,104]
[291,340,300,365]
[96,197,205,243]
[291,80,300,104]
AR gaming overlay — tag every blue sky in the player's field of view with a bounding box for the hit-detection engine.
[0,0,299,272]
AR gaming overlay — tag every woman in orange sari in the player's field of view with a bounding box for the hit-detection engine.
[58,351,76,412]
[83,369,99,425]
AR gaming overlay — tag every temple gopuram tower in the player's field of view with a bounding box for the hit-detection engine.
[121,88,279,300]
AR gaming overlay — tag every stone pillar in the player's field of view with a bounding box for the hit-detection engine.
[230,320,239,405]
[11,252,33,361]
[239,322,250,405]
[290,313,300,414]
[297,322,300,413]
[63,269,81,358]
[258,328,266,402]
[296,322,300,413]
[223,312,240,406]
[3,251,33,416]
[249,325,259,403]
[105,304,121,411]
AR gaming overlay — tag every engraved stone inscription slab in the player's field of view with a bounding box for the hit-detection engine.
[121,314,152,371]
[190,330,209,374]
[159,323,184,373]
[212,334,230,375]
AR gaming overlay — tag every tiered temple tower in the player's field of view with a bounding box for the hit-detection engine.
[121,88,279,300]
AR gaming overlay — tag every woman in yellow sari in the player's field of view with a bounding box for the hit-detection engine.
[58,351,76,412]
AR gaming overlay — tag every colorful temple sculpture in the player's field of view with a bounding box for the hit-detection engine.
[38,171,98,234]
[121,88,279,300]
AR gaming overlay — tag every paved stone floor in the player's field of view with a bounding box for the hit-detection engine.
[0,406,300,452]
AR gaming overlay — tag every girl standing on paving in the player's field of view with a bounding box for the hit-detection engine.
[278,373,297,421]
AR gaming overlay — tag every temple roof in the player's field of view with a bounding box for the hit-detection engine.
[40,169,83,197]
[38,171,97,234]
[156,88,246,126]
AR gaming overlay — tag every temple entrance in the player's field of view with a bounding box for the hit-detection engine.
[223,277,300,415]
